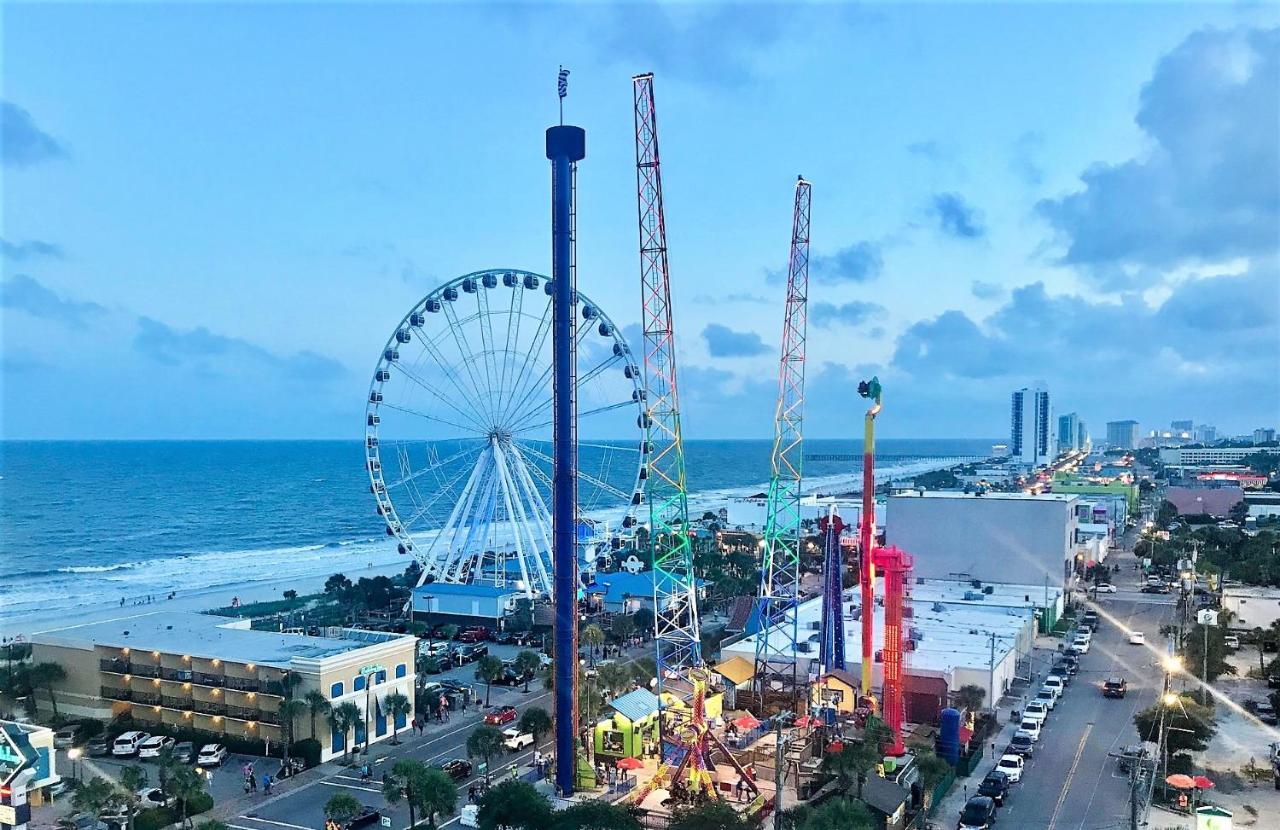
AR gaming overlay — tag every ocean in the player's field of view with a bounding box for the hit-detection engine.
[0,438,993,624]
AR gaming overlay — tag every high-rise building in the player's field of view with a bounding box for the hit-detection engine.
[1077,421,1090,452]
[1106,420,1140,449]
[1171,420,1193,433]
[1058,412,1080,452]
[1194,424,1218,444]
[1256,427,1278,445]
[1011,384,1053,466]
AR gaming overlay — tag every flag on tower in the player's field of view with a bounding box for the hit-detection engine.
[558,67,570,99]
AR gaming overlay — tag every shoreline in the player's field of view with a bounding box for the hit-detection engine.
[5,454,982,639]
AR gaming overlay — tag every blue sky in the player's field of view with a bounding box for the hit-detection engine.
[3,2,1277,440]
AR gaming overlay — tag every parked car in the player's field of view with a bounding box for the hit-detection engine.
[86,737,111,757]
[1009,731,1035,757]
[457,628,491,643]
[1042,676,1065,698]
[136,788,175,809]
[421,641,450,658]
[111,732,150,757]
[492,631,516,645]
[977,770,1010,806]
[496,665,534,686]
[1048,664,1070,685]
[345,806,383,830]
[1267,674,1280,690]
[1018,718,1042,742]
[957,796,997,829]
[457,644,488,663]
[1103,677,1128,699]
[196,743,228,767]
[419,656,447,674]
[53,725,84,749]
[1224,635,1240,650]
[440,759,473,780]
[1129,631,1146,645]
[1034,689,1057,711]
[484,705,518,726]
[996,754,1024,784]
[502,728,534,751]
[138,735,176,759]
[1140,584,1169,594]
[1059,655,1080,674]
[172,742,195,764]
[1062,646,1082,661]
[1094,583,1117,594]
[1256,701,1278,726]
[1023,702,1049,724]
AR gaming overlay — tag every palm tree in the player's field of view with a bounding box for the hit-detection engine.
[821,742,880,799]
[415,768,458,829]
[382,758,424,830]
[328,701,362,763]
[383,760,457,830]
[28,662,67,718]
[597,663,633,700]
[514,650,541,694]
[384,691,411,744]
[156,746,179,794]
[324,793,362,826]
[954,684,986,714]
[581,624,605,667]
[72,777,116,821]
[279,698,307,757]
[117,765,149,830]
[165,764,206,829]
[305,690,331,741]
[517,707,552,745]
[466,724,506,783]
[474,655,505,706]
[1255,627,1268,675]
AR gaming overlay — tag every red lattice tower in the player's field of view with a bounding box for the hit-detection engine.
[872,544,913,756]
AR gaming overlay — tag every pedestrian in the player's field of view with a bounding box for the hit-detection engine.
[248,774,257,792]
[262,773,272,795]
[467,784,477,803]
[120,597,126,607]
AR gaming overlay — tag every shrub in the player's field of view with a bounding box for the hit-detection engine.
[134,807,178,830]
[184,791,214,816]
[290,738,321,769]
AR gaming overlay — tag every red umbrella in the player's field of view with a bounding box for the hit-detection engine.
[616,756,644,770]
[826,740,845,753]
[794,715,818,728]
[733,714,761,731]
[1192,775,1215,789]
[1165,774,1196,789]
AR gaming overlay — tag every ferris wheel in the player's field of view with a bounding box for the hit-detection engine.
[365,268,646,599]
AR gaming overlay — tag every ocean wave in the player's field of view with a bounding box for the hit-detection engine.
[59,562,141,574]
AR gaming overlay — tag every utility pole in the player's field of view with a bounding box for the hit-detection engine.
[772,721,786,830]
[989,632,997,708]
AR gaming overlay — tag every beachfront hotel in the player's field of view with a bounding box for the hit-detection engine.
[29,611,416,762]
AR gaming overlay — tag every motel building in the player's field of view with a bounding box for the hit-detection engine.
[29,611,417,763]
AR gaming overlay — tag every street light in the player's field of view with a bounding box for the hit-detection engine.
[1163,655,1183,673]
[1162,692,1179,706]
[67,747,82,782]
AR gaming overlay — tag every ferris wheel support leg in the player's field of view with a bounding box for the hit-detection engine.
[491,440,539,599]
[507,445,556,596]
[432,447,491,583]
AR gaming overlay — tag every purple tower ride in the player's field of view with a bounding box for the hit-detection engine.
[818,509,847,674]
[546,122,585,797]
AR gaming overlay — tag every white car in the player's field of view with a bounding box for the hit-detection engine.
[502,728,533,752]
[1018,718,1042,741]
[1072,637,1092,654]
[1023,701,1049,724]
[138,735,175,759]
[196,743,227,767]
[112,732,151,757]
[1095,583,1117,594]
[1034,688,1058,711]
[459,804,480,828]
[1128,631,1146,645]
[1043,676,1065,698]
[1224,635,1240,649]
[136,788,175,809]
[996,754,1024,784]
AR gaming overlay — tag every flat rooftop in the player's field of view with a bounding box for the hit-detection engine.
[913,578,1063,610]
[893,491,1077,503]
[33,611,409,669]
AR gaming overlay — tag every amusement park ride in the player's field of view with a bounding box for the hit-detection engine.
[364,67,917,808]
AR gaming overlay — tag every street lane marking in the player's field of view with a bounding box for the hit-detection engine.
[1047,722,1093,830]
[235,818,313,830]
[321,780,383,793]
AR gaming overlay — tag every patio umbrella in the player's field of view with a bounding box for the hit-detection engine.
[794,715,818,728]
[1165,774,1197,789]
[1192,775,1215,790]
[616,757,644,770]
[826,740,845,754]
[733,715,761,731]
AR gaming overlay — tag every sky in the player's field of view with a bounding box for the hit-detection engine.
[2,1,1278,441]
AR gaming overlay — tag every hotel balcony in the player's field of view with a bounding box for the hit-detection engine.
[260,679,287,697]
[161,667,194,682]
[226,705,260,722]
[161,695,193,711]
[193,672,224,688]
[132,691,163,706]
[258,709,280,725]
[101,686,132,701]
[225,676,260,693]
[131,664,161,679]
[100,658,130,674]
[194,700,226,716]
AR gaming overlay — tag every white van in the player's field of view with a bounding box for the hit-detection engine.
[112,731,151,757]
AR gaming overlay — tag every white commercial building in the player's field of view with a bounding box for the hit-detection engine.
[1159,447,1280,466]
[1222,587,1280,631]
[1011,384,1053,467]
[886,491,1080,589]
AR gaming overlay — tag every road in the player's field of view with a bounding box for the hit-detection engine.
[974,588,1174,830]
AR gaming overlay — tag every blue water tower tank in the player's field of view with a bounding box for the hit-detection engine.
[938,707,961,765]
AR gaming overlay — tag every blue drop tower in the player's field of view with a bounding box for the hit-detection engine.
[547,122,585,798]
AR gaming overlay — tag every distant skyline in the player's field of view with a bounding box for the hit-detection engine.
[3,3,1278,439]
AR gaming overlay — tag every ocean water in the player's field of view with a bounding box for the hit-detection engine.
[0,438,992,622]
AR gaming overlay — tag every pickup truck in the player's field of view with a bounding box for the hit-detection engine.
[502,728,534,752]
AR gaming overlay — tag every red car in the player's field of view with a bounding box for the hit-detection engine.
[456,628,491,644]
[484,705,517,726]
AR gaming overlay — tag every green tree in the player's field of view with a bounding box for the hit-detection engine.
[629,655,657,687]
[328,701,362,762]
[117,765,149,830]
[474,655,505,706]
[1184,623,1235,695]
[413,767,458,829]
[283,589,298,601]
[305,689,332,741]
[1134,695,1216,753]
[384,691,412,744]
[466,724,507,783]
[28,662,67,718]
[797,798,874,830]
[820,741,880,798]
[517,707,552,744]
[514,651,542,694]
[323,792,363,825]
[476,780,552,830]
[382,758,455,830]
[165,764,207,829]
[912,750,952,789]
[72,777,117,820]
[553,801,641,830]
[324,574,353,599]
[581,624,606,666]
[597,662,633,700]
[610,614,636,643]
[279,698,307,756]
[631,608,655,640]
[953,684,986,713]
[155,746,179,794]
[1156,500,1179,529]
[668,801,750,830]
